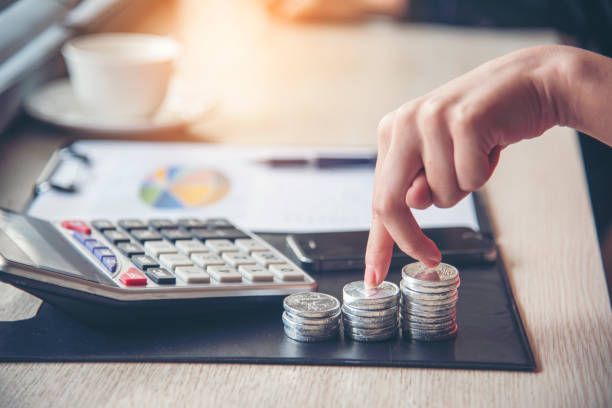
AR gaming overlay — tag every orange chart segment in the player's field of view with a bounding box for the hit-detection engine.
[139,166,230,209]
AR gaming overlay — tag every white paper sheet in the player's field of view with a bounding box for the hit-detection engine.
[28,141,479,232]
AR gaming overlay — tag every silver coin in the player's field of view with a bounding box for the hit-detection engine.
[400,319,456,331]
[345,328,398,342]
[342,304,398,318]
[401,279,460,294]
[400,299,457,312]
[399,306,456,319]
[402,321,458,335]
[401,291,458,307]
[400,312,456,322]
[344,324,398,337]
[283,292,341,318]
[402,325,458,342]
[286,325,340,337]
[284,310,341,326]
[342,313,397,328]
[399,310,456,324]
[283,325,338,342]
[282,312,340,332]
[400,282,458,300]
[342,281,399,309]
[401,262,460,288]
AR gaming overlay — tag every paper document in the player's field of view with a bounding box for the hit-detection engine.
[28,141,479,232]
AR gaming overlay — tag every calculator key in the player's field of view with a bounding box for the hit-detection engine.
[101,256,118,273]
[204,218,234,229]
[119,268,147,286]
[238,265,274,282]
[175,240,209,256]
[190,253,225,268]
[104,230,131,244]
[235,238,268,253]
[148,219,177,229]
[72,232,90,244]
[212,228,250,240]
[84,239,105,252]
[190,228,221,241]
[160,228,193,242]
[118,219,147,230]
[269,264,305,281]
[222,252,257,267]
[205,239,239,253]
[178,218,208,229]
[93,247,114,260]
[117,242,145,257]
[175,266,211,284]
[159,253,193,271]
[144,240,177,257]
[207,265,242,283]
[145,267,176,285]
[91,219,115,231]
[131,254,159,270]
[130,229,163,242]
[61,220,91,235]
[252,251,285,266]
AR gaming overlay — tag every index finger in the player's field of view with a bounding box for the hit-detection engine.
[378,119,441,267]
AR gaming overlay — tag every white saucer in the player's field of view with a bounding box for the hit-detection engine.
[24,79,214,134]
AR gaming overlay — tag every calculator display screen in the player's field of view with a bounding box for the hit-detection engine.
[0,210,112,285]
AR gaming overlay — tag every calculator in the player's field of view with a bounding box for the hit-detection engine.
[0,209,316,321]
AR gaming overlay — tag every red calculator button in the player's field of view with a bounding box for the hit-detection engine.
[61,220,91,235]
[119,268,147,286]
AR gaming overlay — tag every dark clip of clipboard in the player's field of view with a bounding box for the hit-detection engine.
[34,145,91,196]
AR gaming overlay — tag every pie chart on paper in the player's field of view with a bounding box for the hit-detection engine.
[139,166,230,209]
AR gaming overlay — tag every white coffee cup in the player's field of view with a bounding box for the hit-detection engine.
[62,33,181,118]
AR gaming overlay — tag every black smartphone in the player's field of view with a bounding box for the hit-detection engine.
[286,227,497,272]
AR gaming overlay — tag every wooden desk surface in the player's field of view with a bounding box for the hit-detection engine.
[0,1,610,406]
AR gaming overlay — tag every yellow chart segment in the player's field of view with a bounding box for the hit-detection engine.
[139,166,230,209]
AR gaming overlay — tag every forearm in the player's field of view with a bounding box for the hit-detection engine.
[545,46,612,146]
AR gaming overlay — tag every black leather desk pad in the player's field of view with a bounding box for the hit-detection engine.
[0,233,535,371]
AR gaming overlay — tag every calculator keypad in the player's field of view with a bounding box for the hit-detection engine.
[62,217,313,294]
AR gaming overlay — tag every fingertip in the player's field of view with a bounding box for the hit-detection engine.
[364,266,378,288]
[424,240,442,267]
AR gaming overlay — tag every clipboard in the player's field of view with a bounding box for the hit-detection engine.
[0,141,536,371]
[24,140,481,233]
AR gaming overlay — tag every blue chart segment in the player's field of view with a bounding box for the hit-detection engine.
[139,166,230,209]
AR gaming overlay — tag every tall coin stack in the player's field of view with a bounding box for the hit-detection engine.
[400,262,460,341]
[282,292,341,342]
[342,281,399,342]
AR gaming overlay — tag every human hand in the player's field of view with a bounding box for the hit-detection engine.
[262,0,405,21]
[364,45,604,287]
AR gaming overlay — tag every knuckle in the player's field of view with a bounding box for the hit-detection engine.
[433,194,460,209]
[373,192,399,219]
[418,97,447,130]
[451,105,478,137]
[396,102,419,126]
[377,112,395,146]
[460,175,485,192]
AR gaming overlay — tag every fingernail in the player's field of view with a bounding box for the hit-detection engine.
[364,266,377,288]
[424,257,440,268]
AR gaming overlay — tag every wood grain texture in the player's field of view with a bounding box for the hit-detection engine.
[0,1,610,407]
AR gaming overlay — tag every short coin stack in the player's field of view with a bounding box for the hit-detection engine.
[282,292,341,342]
[342,281,399,342]
[400,262,460,341]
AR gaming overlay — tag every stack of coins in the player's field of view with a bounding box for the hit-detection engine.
[399,262,460,341]
[282,292,341,342]
[341,281,399,342]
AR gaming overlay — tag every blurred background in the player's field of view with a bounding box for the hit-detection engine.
[0,0,609,290]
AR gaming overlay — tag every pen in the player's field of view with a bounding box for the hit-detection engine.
[256,155,377,168]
